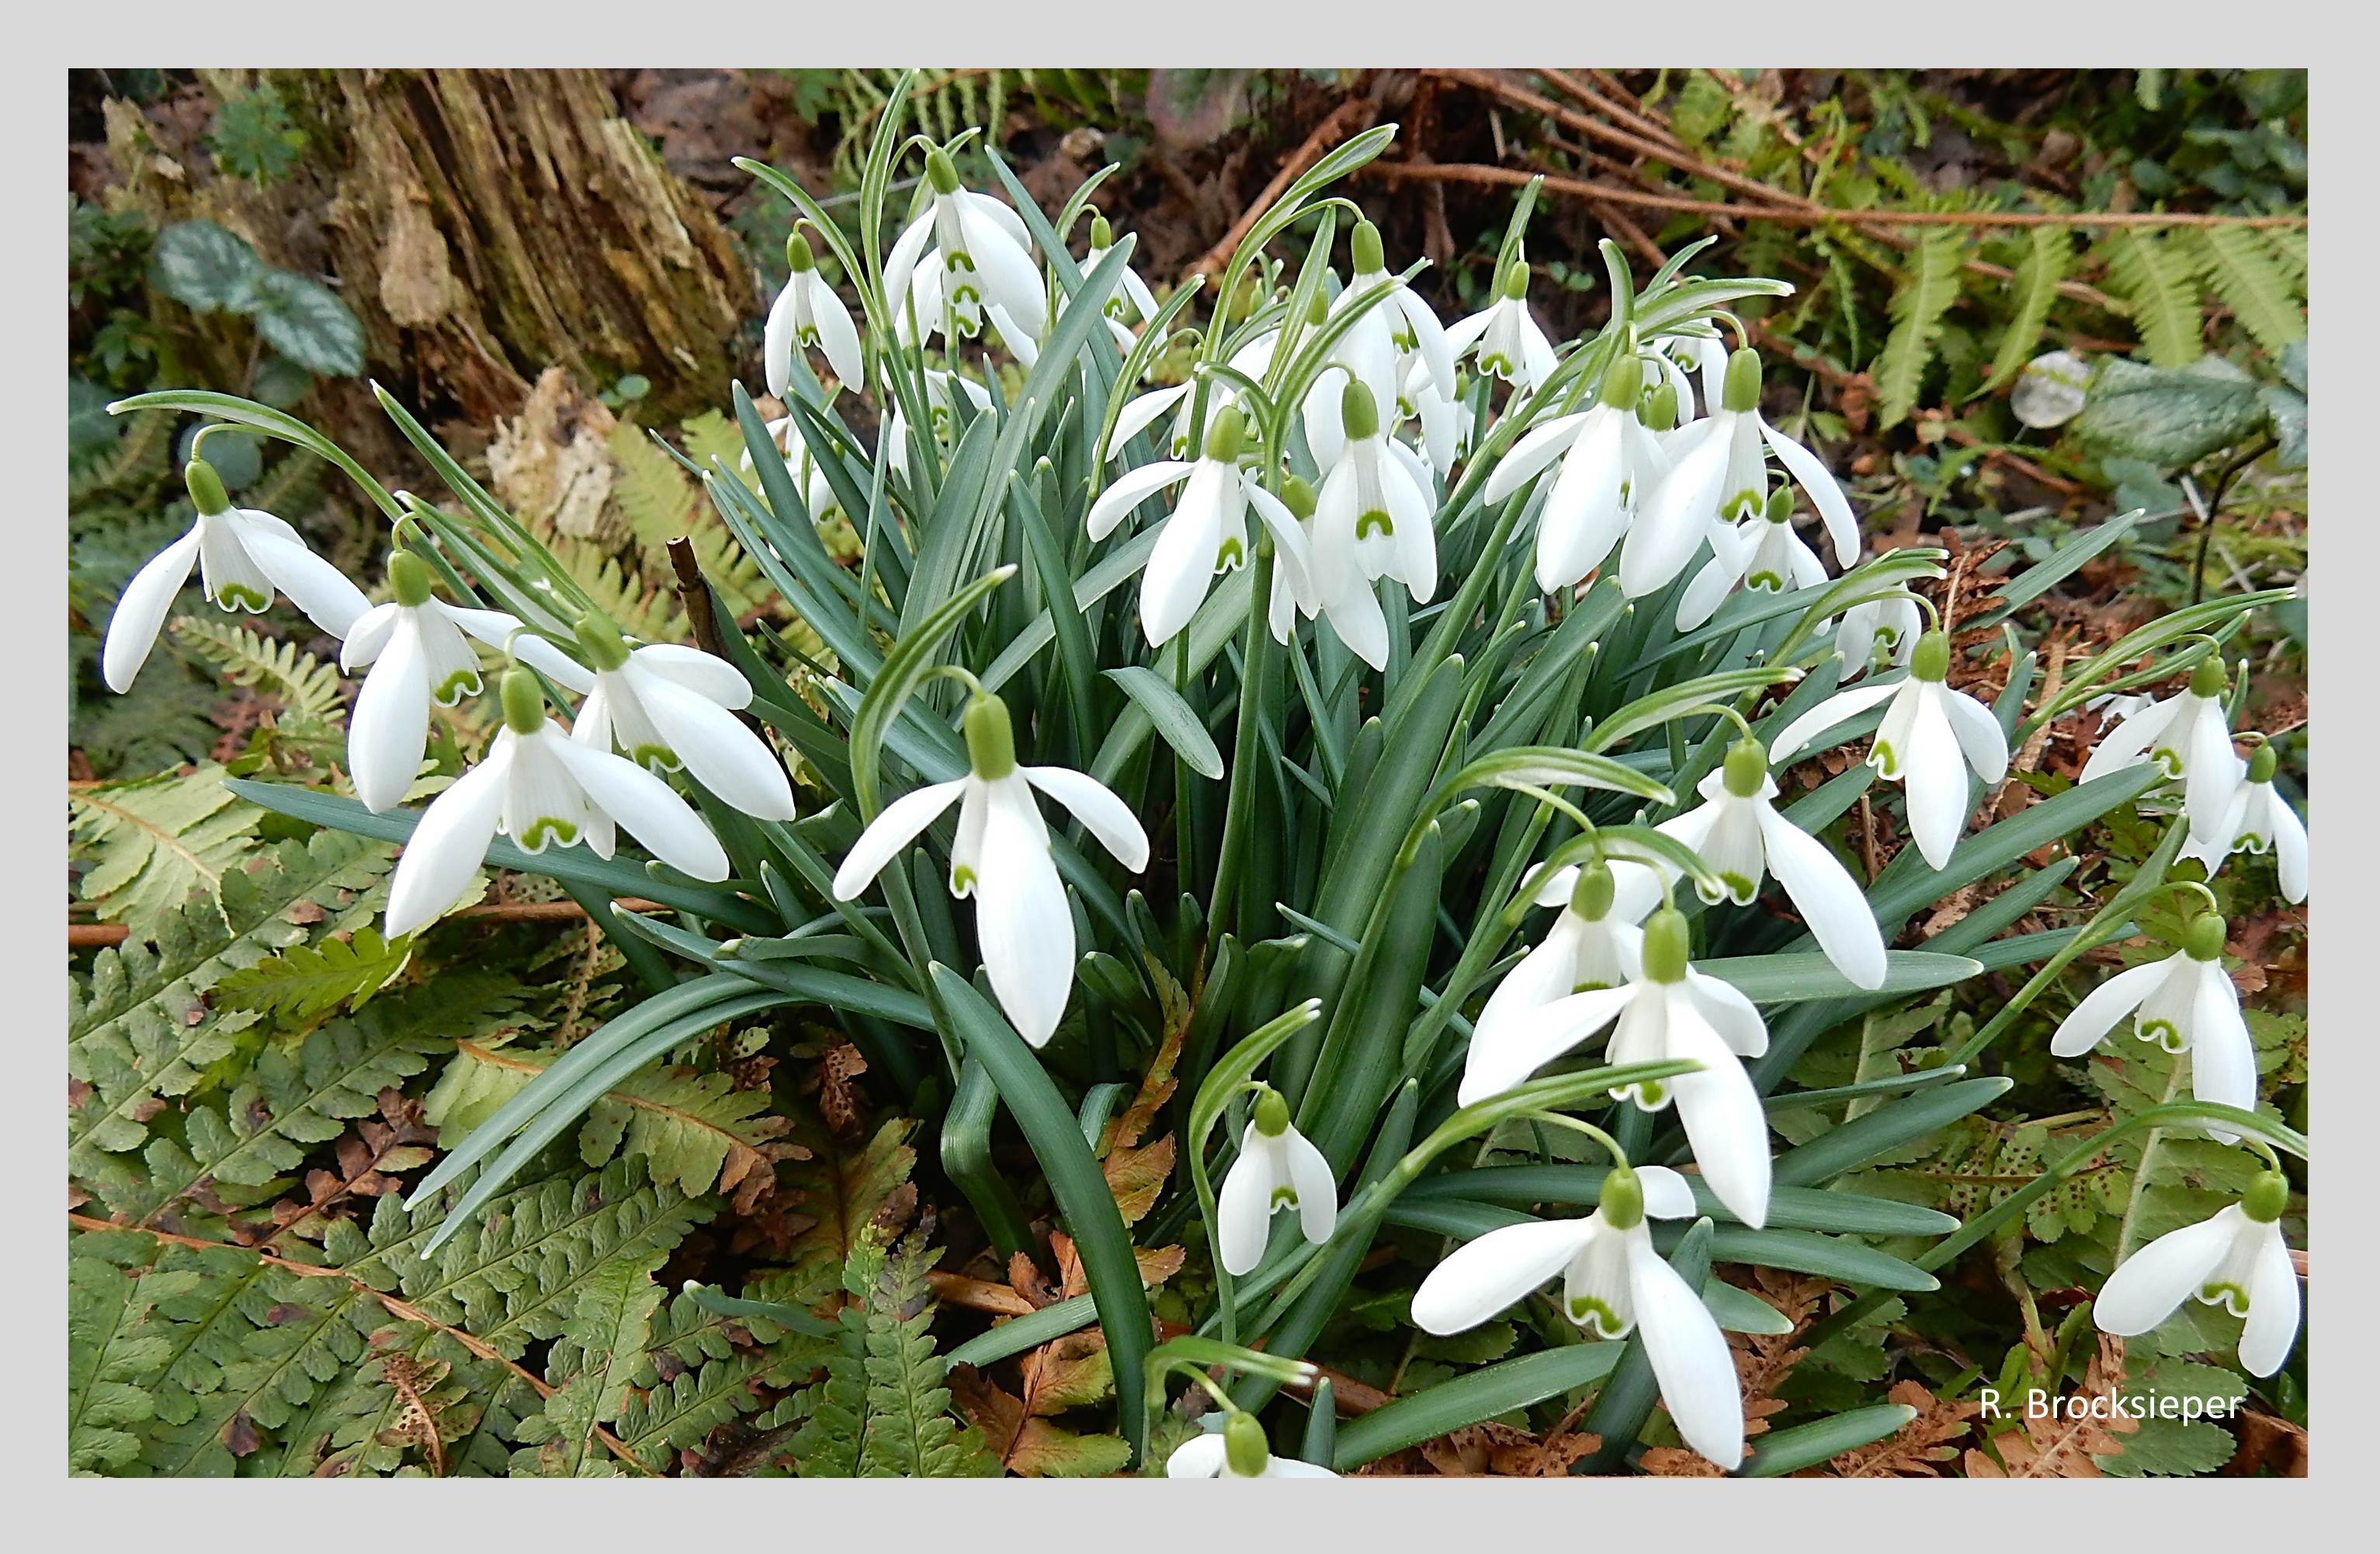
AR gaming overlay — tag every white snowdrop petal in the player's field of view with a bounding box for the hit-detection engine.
[2186,963,2257,1140]
[1164,1434,1230,1479]
[1458,984,1636,1108]
[1021,765,1151,872]
[383,747,512,938]
[973,782,1075,1046]
[1410,1217,1599,1335]
[1485,412,1589,503]
[2094,1212,2236,1336]
[1635,1164,1700,1221]
[1630,1244,1745,1468]
[2050,958,2175,1057]
[1087,460,1195,542]
[1758,418,1858,566]
[1756,806,1887,990]
[634,671,796,821]
[1216,1125,1281,1276]
[2237,1221,2302,1377]
[1938,684,2011,785]
[1768,680,1902,761]
[235,519,370,637]
[831,779,967,900]
[1899,693,1972,870]
[1664,1003,1772,1229]
[1282,1127,1340,1247]
[102,529,203,692]
[634,643,757,708]
[350,621,431,814]
[1683,972,1770,1059]
[339,601,403,671]
[550,736,730,882]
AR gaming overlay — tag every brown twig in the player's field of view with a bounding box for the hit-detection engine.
[1186,99,1376,281]
[65,1211,656,1475]
[68,897,673,949]
[666,536,767,742]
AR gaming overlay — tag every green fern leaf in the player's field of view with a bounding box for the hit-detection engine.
[2101,229,2206,368]
[171,616,349,730]
[214,925,413,1022]
[510,1257,664,1476]
[69,763,261,922]
[858,1226,998,1477]
[68,1237,186,1474]
[1873,228,1965,428]
[610,421,767,621]
[69,828,394,1189]
[1981,224,2074,392]
[2194,225,2305,355]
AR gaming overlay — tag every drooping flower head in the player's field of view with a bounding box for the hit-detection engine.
[553,614,796,824]
[1216,1086,1337,1276]
[2080,657,2243,845]
[1485,352,1674,596]
[1445,259,1557,390]
[2049,911,2256,1140]
[2094,1169,2300,1377]
[765,231,863,395]
[1165,1410,1337,1479]
[884,145,1046,345]
[2181,741,2307,904]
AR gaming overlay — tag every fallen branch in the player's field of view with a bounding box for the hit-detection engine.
[1187,99,1376,280]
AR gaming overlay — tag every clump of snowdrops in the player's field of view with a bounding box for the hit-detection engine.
[105,75,2305,1476]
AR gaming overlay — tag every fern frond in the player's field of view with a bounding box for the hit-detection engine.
[69,763,261,923]
[1981,224,2075,393]
[2100,229,2206,368]
[509,1256,663,1476]
[858,1226,997,1477]
[68,1236,182,1474]
[2194,225,2306,355]
[611,421,768,621]
[214,925,412,1022]
[171,616,349,730]
[1874,228,1965,428]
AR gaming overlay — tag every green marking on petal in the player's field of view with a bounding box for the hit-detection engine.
[1216,535,1246,571]
[517,817,581,852]
[1480,352,1514,378]
[1748,569,1786,592]
[1270,1187,1299,1210]
[630,742,679,773]
[1355,508,1394,539]
[213,582,272,613]
[1720,871,1757,904]
[2198,1280,2252,1317]
[2152,744,2186,777]
[949,864,976,897]
[1614,1079,1671,1112]
[1566,1296,1628,1339]
[2136,1018,2187,1054]
[1871,740,1901,779]
[431,668,483,706]
[1570,978,1615,994]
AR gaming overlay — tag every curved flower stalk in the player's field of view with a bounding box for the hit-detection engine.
[1834,595,1923,682]
[1632,348,1858,599]
[2094,1169,2299,1376]
[103,458,370,692]
[384,670,730,938]
[342,550,550,813]
[831,688,1149,1046]
[2049,912,2256,1139]
[1166,1411,1337,1479]
[542,616,796,824]
[1675,489,1828,632]
[1216,1087,1337,1276]
[1459,905,1772,1229]
[1655,739,1888,990]
[1473,861,1659,1063]
[2181,743,2307,903]
[764,231,862,395]
[1771,630,2010,869]
[884,146,1046,342]
[1304,381,1438,670]
[1086,407,1315,648]
[2079,657,2243,844]
[1483,355,1671,595]
[1445,259,1556,390]
[1412,1162,1744,1468]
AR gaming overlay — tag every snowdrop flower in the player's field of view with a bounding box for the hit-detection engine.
[103,458,369,692]
[2079,658,2242,845]
[1834,595,1923,682]
[831,689,1149,1046]
[1412,1162,1744,1468]
[1166,1411,1337,1479]
[1771,630,2010,870]
[1473,861,1660,1063]
[742,419,846,529]
[1105,331,1281,464]
[1084,408,1314,649]
[1403,357,1471,477]
[1459,906,1772,1229]
[1083,213,1158,331]
[1216,1087,1337,1276]
[2094,1171,2299,1377]
[1483,355,1672,595]
[884,147,1046,342]
[1676,489,1827,631]
[1655,739,1887,990]
[764,232,862,396]
[2049,913,2255,1139]
[384,671,729,938]
[1351,220,1455,401]
[886,369,994,491]
[1306,381,1438,670]
[2181,743,2307,903]
[342,551,544,813]
[1297,286,1402,471]
[539,616,795,824]
[1633,349,1858,599]
[1445,260,1557,390]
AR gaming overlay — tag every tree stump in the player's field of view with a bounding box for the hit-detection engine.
[272,68,752,426]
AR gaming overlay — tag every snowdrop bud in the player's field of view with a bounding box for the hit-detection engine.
[2183,912,2228,963]
[1642,381,1679,433]
[1352,219,1386,275]
[786,231,817,273]
[1203,404,1246,464]
[1722,348,1763,415]
[1500,261,1530,301]
[185,458,230,515]
[963,689,1017,779]
[1223,1413,1270,1478]
[1910,629,1952,683]
[1340,380,1380,441]
[387,549,435,609]
[2189,657,2228,700]
[499,668,546,736]
[1723,737,1768,798]
[1641,906,1690,984]
[572,613,633,673]
[925,145,961,196]
[1598,352,1643,410]
[1280,473,1317,519]
[1089,213,1113,248]
[2246,743,2278,783]
[1600,1162,1646,1230]
[1570,860,1618,921]
[1763,484,1795,525]
[2243,1169,2288,1224]
[1252,1086,1292,1138]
